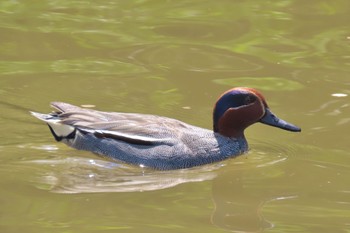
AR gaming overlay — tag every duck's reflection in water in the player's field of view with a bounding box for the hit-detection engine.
[29,157,219,193]
[211,170,274,233]
[28,155,274,232]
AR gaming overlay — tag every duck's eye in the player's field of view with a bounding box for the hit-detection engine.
[244,95,256,105]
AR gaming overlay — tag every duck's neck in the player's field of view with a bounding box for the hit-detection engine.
[213,132,248,155]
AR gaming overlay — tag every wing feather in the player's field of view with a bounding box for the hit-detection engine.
[49,102,185,145]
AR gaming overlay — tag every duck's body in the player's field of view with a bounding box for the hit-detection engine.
[31,87,300,170]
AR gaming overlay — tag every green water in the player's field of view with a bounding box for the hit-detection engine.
[1,1,350,232]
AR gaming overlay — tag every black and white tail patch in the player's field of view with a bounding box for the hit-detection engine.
[48,124,76,141]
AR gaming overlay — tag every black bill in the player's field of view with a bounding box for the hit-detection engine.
[260,108,301,132]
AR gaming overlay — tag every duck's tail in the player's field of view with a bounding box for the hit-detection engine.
[30,111,76,141]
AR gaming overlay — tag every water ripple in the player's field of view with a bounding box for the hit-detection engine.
[111,44,263,73]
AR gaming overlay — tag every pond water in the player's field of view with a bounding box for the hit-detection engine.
[1,1,350,232]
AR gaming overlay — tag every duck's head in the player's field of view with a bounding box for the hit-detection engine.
[213,87,301,138]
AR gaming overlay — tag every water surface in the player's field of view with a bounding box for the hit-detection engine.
[1,1,350,232]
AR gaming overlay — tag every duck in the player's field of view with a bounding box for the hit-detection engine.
[31,87,301,170]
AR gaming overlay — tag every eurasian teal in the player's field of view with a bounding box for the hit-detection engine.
[31,87,301,170]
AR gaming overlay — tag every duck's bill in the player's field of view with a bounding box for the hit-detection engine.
[259,108,301,132]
